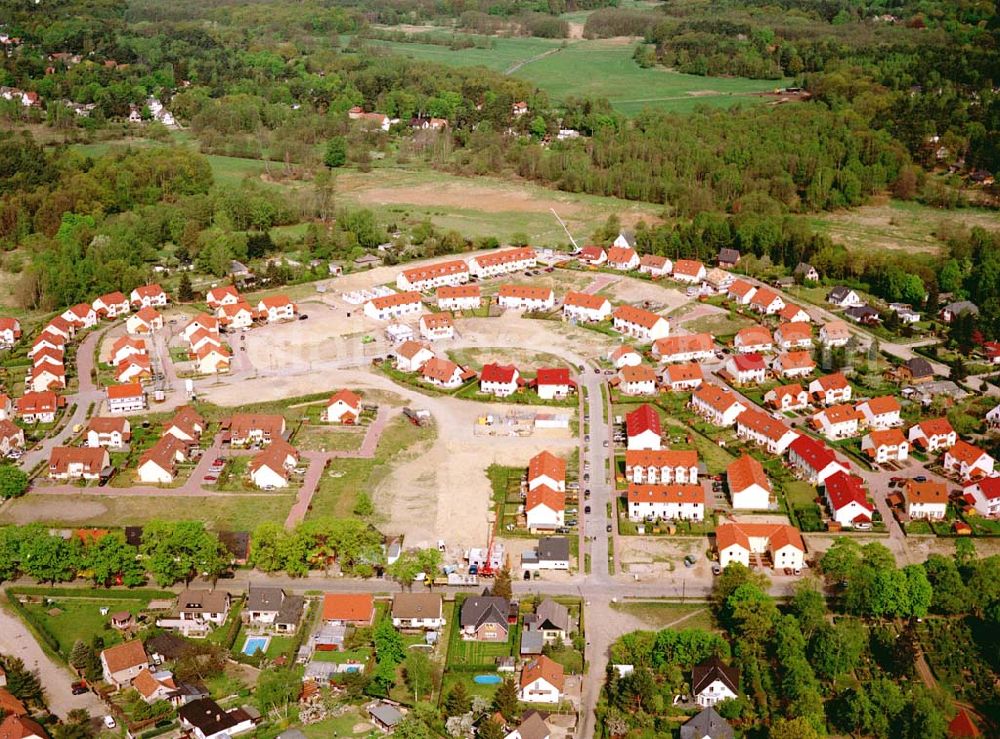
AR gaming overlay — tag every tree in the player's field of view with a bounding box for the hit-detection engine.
[393,718,432,739]
[373,618,405,666]
[954,537,977,571]
[324,137,347,168]
[69,640,93,672]
[0,467,29,499]
[176,272,194,302]
[821,538,862,581]
[140,521,227,585]
[403,650,436,702]
[790,579,826,640]
[255,668,301,716]
[476,717,504,739]
[353,491,373,517]
[20,531,80,583]
[769,717,822,739]
[387,552,423,591]
[2,658,43,704]
[808,621,865,680]
[493,677,519,721]
[924,554,971,614]
[713,562,769,611]
[85,533,144,587]
[491,566,512,600]
[444,682,471,716]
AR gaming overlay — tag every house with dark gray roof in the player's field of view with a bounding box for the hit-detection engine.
[692,657,739,707]
[244,586,304,633]
[826,286,863,308]
[368,702,403,731]
[459,596,510,642]
[521,537,570,571]
[680,707,734,739]
[844,305,881,325]
[940,300,979,322]
[523,599,570,642]
[794,262,819,282]
[178,698,255,739]
[508,710,551,739]
[717,248,740,268]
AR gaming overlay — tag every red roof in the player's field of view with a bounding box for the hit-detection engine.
[480,363,519,384]
[578,245,606,262]
[526,484,565,513]
[948,440,989,465]
[107,382,143,399]
[437,284,480,300]
[528,451,566,483]
[321,593,374,622]
[401,259,468,284]
[968,476,1000,501]
[535,367,572,386]
[732,353,765,371]
[824,471,872,513]
[627,483,704,504]
[626,404,660,438]
[563,291,609,310]
[613,305,664,330]
[726,454,771,494]
[328,389,361,409]
[789,435,839,471]
[673,259,704,277]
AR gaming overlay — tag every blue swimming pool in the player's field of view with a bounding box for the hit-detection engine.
[242,635,270,656]
[474,674,502,685]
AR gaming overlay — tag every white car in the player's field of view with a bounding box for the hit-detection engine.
[103,716,117,729]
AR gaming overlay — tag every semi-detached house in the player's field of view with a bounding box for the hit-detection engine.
[903,480,948,520]
[734,408,799,454]
[811,403,863,440]
[639,254,671,277]
[652,333,715,363]
[944,440,995,480]
[92,291,130,318]
[691,385,746,427]
[965,477,1000,518]
[606,246,640,271]
[107,382,146,414]
[130,283,168,308]
[774,322,812,350]
[16,391,60,423]
[665,362,703,391]
[857,396,902,429]
[619,364,657,395]
[364,291,422,321]
[775,350,816,379]
[908,418,956,453]
[716,522,804,569]
[256,295,295,322]
[562,291,612,322]
[734,326,773,354]
[628,483,705,522]
[787,435,849,484]
[748,287,784,315]
[612,305,670,342]
[809,373,852,405]
[672,259,706,284]
[87,417,130,448]
[479,363,520,397]
[766,383,807,412]
[419,312,455,341]
[862,428,909,462]
[48,446,109,480]
[396,259,469,291]
[625,448,698,484]
[436,284,481,311]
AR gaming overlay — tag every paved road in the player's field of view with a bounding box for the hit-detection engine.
[0,603,105,719]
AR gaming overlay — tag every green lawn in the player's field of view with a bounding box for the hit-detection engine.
[311,647,372,664]
[22,595,152,656]
[358,35,562,73]
[609,601,718,632]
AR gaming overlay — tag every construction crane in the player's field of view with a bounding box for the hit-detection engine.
[551,208,578,251]
[479,519,498,578]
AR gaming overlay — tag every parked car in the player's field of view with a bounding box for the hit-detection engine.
[606,524,612,533]
[914,476,927,483]
[603,440,609,447]
[684,554,697,568]
[71,681,87,695]
[203,475,218,483]
[584,505,591,514]
[104,717,117,729]
[298,314,308,320]
[712,564,722,576]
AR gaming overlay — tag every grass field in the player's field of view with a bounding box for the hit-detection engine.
[23,594,152,655]
[610,601,718,632]
[362,35,562,73]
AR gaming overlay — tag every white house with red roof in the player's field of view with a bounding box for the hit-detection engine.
[107,382,147,414]
[779,304,811,323]
[625,404,661,451]
[365,292,422,321]
[528,451,566,492]
[727,455,771,510]
[480,363,520,397]
[0,393,12,421]
[811,403,863,439]
[577,245,607,266]
[639,254,671,277]
[421,356,466,389]
[116,354,152,383]
[944,441,995,481]
[534,367,575,400]
[819,320,851,348]
[396,259,469,292]
[606,246,639,271]
[725,354,766,385]
[195,344,231,375]
[467,247,535,278]
[206,285,241,308]
[182,314,218,342]
[130,284,168,307]
[735,408,799,454]
[727,280,756,305]
[774,350,815,379]
[43,316,75,340]
[652,333,715,363]
[734,326,773,354]
[92,291,130,318]
[28,332,65,358]
[126,306,163,334]
[627,483,704,521]
[787,435,849,484]
[419,313,455,341]
[0,317,21,347]
[497,285,554,312]
[519,655,565,704]
[824,471,873,528]
[111,336,146,366]
[907,418,956,453]
[86,417,131,448]
[965,477,1000,518]
[809,373,852,405]
[62,303,97,329]
[217,301,255,330]
[716,522,804,569]
[625,449,698,484]
[862,428,909,463]
[394,341,434,372]
[856,396,902,429]
[609,345,642,369]
[525,486,565,531]
[31,347,64,368]
[16,391,60,423]
[563,291,612,322]
[323,390,361,424]
[664,363,703,391]
[436,285,481,311]
[672,259,706,284]
[619,364,657,396]
[30,362,65,392]
[0,419,25,456]
[691,385,746,427]
[257,295,296,322]
[774,323,812,350]
[748,287,784,315]
[612,306,670,342]
[903,480,948,520]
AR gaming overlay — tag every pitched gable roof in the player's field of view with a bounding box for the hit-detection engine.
[692,657,738,695]
[726,454,771,494]
[102,639,148,674]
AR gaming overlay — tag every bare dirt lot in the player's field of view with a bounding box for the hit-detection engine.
[598,278,689,313]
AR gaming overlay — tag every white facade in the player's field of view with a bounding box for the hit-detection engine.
[497,289,554,312]
[467,248,536,278]
[696,680,737,708]
[364,293,422,321]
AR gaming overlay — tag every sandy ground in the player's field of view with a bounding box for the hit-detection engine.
[618,536,713,580]
[600,279,688,313]
[3,499,113,523]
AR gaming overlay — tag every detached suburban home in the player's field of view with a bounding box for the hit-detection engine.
[87,417,130,448]
[248,440,299,489]
[29,331,64,357]
[48,446,109,480]
[521,537,570,571]
[775,350,816,379]
[497,285,555,312]
[862,428,909,463]
[419,312,455,341]
[525,485,565,531]
[528,450,565,490]
[391,593,444,631]
[228,413,286,446]
[627,483,704,521]
[606,246,639,271]
[44,316,76,341]
[625,448,698,484]
[787,435,849,484]
[652,333,715,363]
[811,403,863,440]
[217,302,254,330]
[576,245,607,266]
[612,305,670,342]
[672,259,706,284]
[824,471,874,528]
[519,655,565,704]
[691,385,746,427]
[61,302,98,329]
[965,477,1000,518]
[562,291,612,323]
[734,408,799,454]
[826,286,863,308]
[106,382,147,414]
[680,708,734,739]
[692,658,739,707]
[533,367,575,400]
[467,247,535,278]
[126,306,163,334]
[609,345,642,369]
[705,267,734,292]
[115,354,152,383]
[774,322,812,350]
[257,295,296,322]
[459,596,510,641]
[31,347,64,369]
[111,336,146,366]
[727,454,771,510]
[206,285,242,309]
[619,364,657,395]
[164,406,205,443]
[100,639,151,689]
[420,356,467,389]
[809,373,852,406]
[137,434,189,484]
[856,396,902,429]
[0,717,47,739]
[157,589,231,637]
[480,363,521,397]
[818,320,851,348]
[727,280,756,305]
[394,340,434,372]
[322,389,361,424]
[0,420,25,456]
[626,404,661,451]
[30,362,66,392]
[748,287,784,315]
[396,259,469,292]
[178,698,255,739]
[903,480,948,520]
[364,291,422,321]
[130,283,168,308]
[92,291,130,318]
[244,586,304,633]
[725,353,766,385]
[436,284,481,311]
[939,300,979,323]
[944,441,995,480]
[778,303,811,324]
[321,593,375,626]
[664,363,703,391]
[639,254,671,277]
[733,326,773,354]
[717,248,740,268]
[795,262,820,282]
[715,522,804,570]
[16,391,61,423]
[183,314,219,342]
[765,383,809,412]
[0,317,21,347]
[908,418,956,453]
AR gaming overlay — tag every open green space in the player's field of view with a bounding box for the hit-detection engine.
[610,601,718,632]
[19,593,156,657]
[361,35,561,73]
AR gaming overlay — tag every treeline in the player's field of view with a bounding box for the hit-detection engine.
[248,518,385,578]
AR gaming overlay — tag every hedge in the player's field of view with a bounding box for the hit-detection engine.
[8,587,175,600]
[5,591,63,657]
